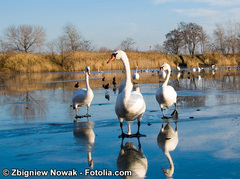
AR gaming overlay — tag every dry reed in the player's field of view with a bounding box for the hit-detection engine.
[0,51,239,73]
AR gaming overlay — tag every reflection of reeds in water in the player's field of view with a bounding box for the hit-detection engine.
[1,68,240,120]
[0,68,240,93]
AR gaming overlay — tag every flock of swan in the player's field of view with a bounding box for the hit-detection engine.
[70,52,238,178]
[72,50,178,138]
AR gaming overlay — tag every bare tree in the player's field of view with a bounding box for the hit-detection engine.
[178,22,203,56]
[213,24,226,54]
[81,39,94,51]
[213,22,240,54]
[237,22,240,54]
[4,24,45,53]
[120,38,135,51]
[153,44,166,53]
[226,21,238,54]
[98,46,111,52]
[0,37,7,52]
[63,23,82,51]
[163,28,183,55]
[54,35,70,66]
[199,29,209,54]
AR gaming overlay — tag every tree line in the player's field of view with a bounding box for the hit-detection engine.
[1,21,240,56]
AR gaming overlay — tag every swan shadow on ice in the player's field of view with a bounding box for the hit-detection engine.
[117,137,148,179]
[157,120,178,178]
[73,118,95,168]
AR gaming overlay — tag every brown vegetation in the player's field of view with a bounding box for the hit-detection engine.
[0,51,239,73]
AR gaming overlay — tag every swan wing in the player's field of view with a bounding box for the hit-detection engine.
[156,86,177,108]
[116,91,146,121]
[72,88,94,107]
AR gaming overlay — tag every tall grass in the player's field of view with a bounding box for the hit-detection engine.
[0,51,239,73]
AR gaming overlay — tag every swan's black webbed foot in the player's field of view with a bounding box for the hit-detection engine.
[162,115,170,119]
[119,132,146,138]
[118,132,129,138]
[83,114,91,118]
[171,109,178,119]
[75,114,91,119]
[75,115,82,119]
[131,132,146,138]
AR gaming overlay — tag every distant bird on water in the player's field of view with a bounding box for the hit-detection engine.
[132,66,140,80]
[176,63,180,72]
[102,83,109,90]
[74,82,79,88]
[113,77,116,86]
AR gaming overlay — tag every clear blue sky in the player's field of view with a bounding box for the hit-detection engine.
[0,0,240,51]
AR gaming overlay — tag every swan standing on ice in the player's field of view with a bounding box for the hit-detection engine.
[157,122,178,178]
[107,50,146,138]
[156,63,178,119]
[132,66,140,80]
[72,66,94,118]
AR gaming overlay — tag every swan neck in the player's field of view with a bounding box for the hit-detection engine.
[85,73,90,90]
[88,151,92,161]
[121,55,131,87]
[165,152,174,170]
[163,69,171,86]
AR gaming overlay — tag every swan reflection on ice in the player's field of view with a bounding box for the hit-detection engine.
[73,119,95,168]
[117,138,148,179]
[157,121,178,178]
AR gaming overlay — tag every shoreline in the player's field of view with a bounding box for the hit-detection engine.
[0,51,240,73]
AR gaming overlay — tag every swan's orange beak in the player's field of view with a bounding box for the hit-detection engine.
[107,55,115,64]
[161,167,167,172]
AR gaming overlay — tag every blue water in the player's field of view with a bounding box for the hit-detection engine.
[0,69,240,178]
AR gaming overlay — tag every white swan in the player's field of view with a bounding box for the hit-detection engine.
[156,63,178,119]
[176,63,180,72]
[157,122,178,178]
[72,66,94,118]
[197,62,201,73]
[73,121,95,168]
[117,140,148,178]
[118,80,126,94]
[107,50,146,138]
[132,66,140,80]
[158,67,166,79]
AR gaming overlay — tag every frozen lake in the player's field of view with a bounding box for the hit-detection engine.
[0,67,240,178]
